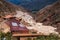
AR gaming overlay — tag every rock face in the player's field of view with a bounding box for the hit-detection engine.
[0,20,10,33]
[0,0,27,17]
[35,1,60,33]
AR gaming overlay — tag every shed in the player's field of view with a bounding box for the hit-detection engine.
[5,17,29,34]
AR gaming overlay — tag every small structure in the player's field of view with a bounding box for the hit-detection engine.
[4,17,41,40]
[5,17,29,34]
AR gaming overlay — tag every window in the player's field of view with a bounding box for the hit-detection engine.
[12,22,18,26]
[19,24,24,27]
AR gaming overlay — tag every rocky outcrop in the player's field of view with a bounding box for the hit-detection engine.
[0,20,10,33]
[35,1,60,33]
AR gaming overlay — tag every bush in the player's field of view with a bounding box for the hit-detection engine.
[1,32,60,40]
[37,34,60,40]
[0,32,12,40]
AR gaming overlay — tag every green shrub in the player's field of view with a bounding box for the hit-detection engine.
[37,34,60,40]
[1,32,60,40]
[0,32,12,40]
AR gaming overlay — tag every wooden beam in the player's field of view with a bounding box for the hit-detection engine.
[12,34,42,37]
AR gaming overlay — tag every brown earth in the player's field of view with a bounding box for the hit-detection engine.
[35,1,60,33]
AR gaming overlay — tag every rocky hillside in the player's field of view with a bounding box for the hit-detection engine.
[0,0,28,17]
[0,0,32,33]
[6,0,57,13]
[0,0,58,35]
[35,1,60,33]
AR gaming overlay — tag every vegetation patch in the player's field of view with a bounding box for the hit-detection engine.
[0,32,60,40]
[0,32,12,40]
[36,34,60,40]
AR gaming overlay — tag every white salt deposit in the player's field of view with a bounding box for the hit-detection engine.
[14,11,59,35]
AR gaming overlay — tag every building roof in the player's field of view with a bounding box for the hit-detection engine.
[5,18,29,33]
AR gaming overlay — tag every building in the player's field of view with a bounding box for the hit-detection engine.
[5,17,29,34]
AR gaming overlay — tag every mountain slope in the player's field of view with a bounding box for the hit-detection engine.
[6,0,57,13]
[0,0,58,35]
[0,0,31,33]
[0,0,30,19]
[35,1,60,33]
